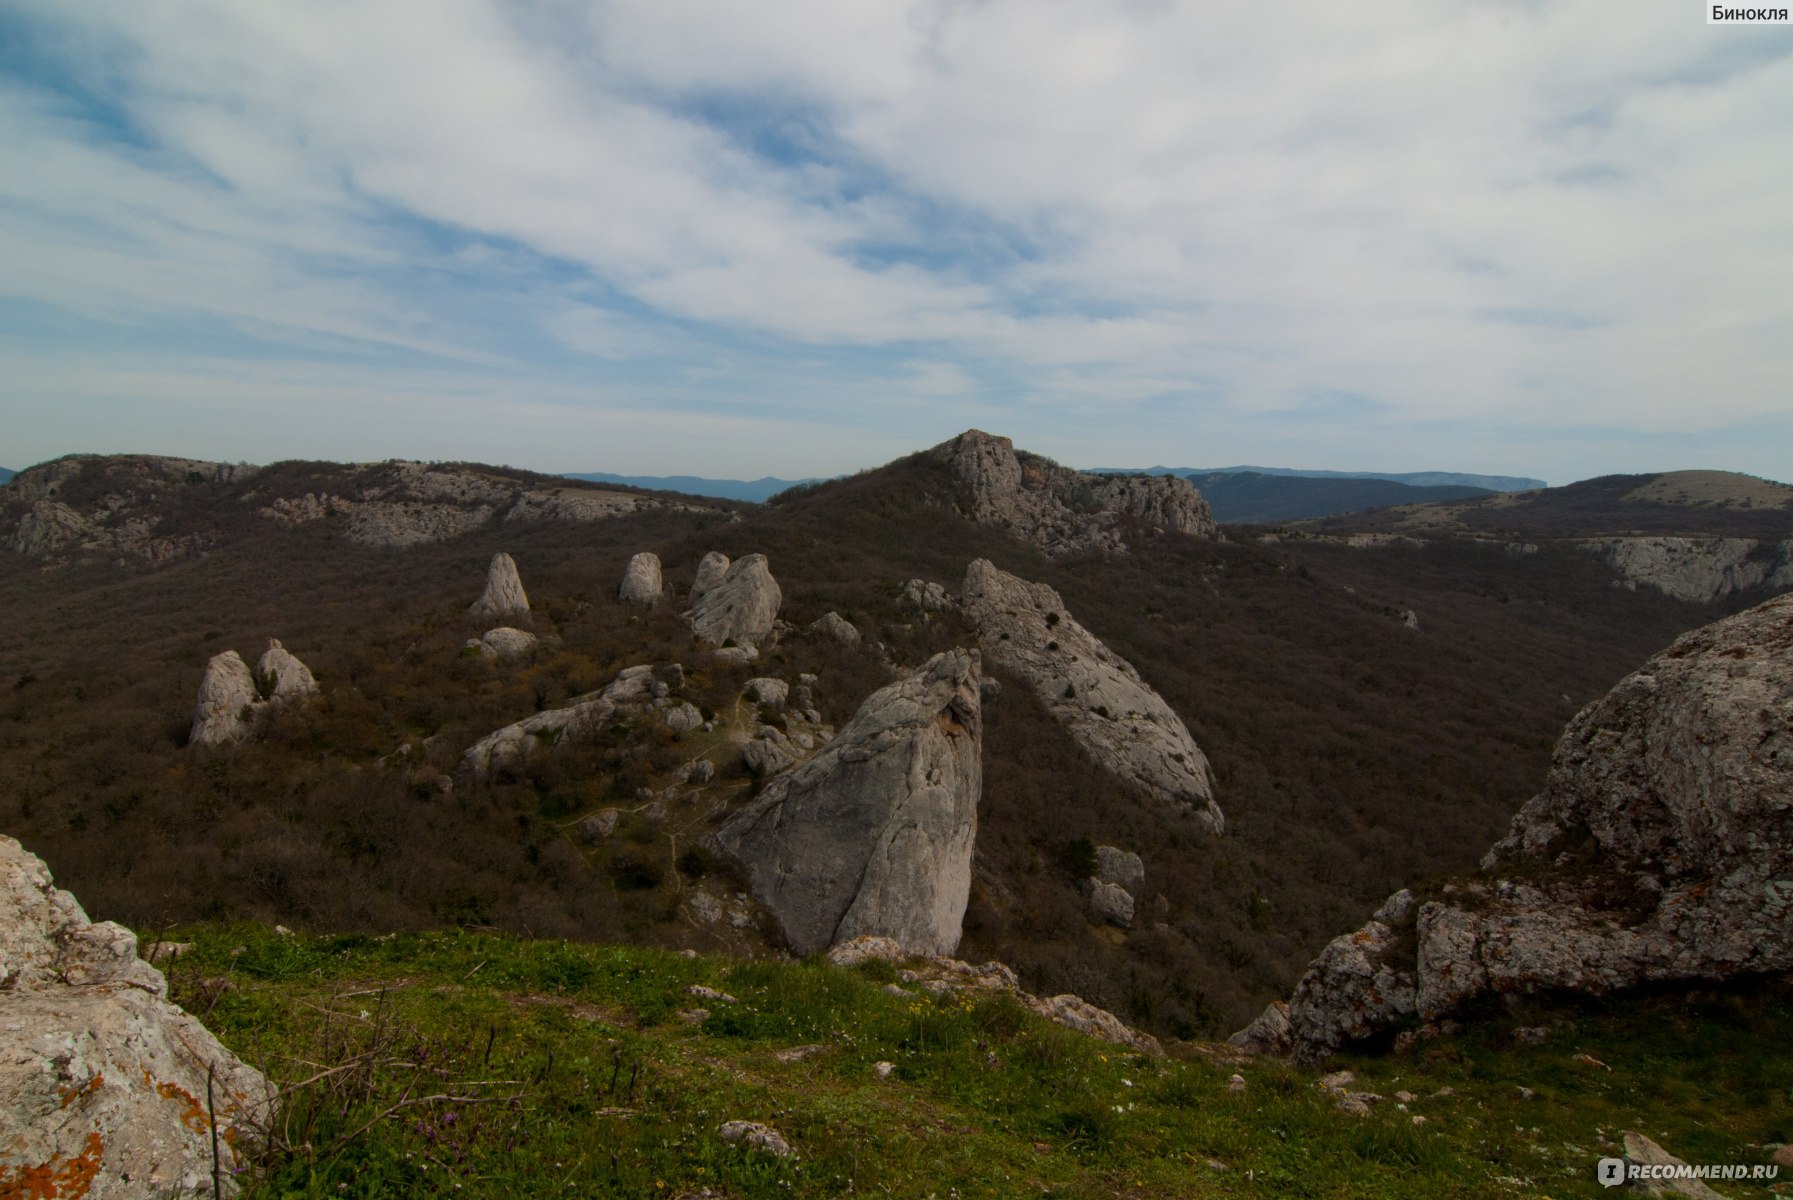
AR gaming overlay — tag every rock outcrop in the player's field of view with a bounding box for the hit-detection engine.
[690,554,782,650]
[190,642,322,747]
[931,430,1218,557]
[467,627,538,659]
[256,638,319,702]
[809,612,861,646]
[619,552,664,605]
[1,455,253,567]
[712,650,982,957]
[1586,536,1793,602]
[470,552,530,618]
[0,835,272,1195]
[1237,591,1793,1062]
[459,664,658,779]
[960,559,1223,832]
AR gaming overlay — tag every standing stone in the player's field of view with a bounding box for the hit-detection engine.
[256,639,319,702]
[713,650,982,957]
[691,554,782,649]
[689,551,731,609]
[470,552,529,618]
[189,651,257,748]
[0,836,273,1196]
[619,552,664,605]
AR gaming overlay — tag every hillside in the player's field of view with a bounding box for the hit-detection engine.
[1185,471,1491,523]
[0,437,1752,1046]
[0,467,14,485]
[1095,464,1546,492]
[564,471,824,503]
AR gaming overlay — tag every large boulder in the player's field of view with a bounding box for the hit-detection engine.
[459,664,656,779]
[688,551,731,609]
[189,650,258,748]
[0,836,272,1196]
[1244,591,1793,1062]
[712,649,982,957]
[618,552,664,605]
[256,638,319,702]
[691,554,782,649]
[469,552,529,618]
[960,559,1223,832]
[469,627,538,660]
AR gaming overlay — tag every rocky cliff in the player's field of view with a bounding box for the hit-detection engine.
[1586,535,1793,602]
[712,650,982,957]
[932,431,1217,556]
[1234,591,1793,1062]
[0,835,272,1196]
[960,559,1223,832]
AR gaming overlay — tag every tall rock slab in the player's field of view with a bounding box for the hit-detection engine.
[470,552,529,618]
[189,650,258,748]
[960,559,1223,833]
[1239,591,1793,1062]
[619,552,664,605]
[0,836,272,1196]
[712,649,983,957]
[931,430,1218,556]
[689,551,731,609]
[256,638,319,702]
[690,554,782,650]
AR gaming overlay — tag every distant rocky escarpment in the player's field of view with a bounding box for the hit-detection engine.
[0,454,721,565]
[0,835,271,1194]
[1586,535,1793,603]
[1234,591,1793,1062]
[713,649,983,957]
[932,430,1218,556]
[959,559,1223,833]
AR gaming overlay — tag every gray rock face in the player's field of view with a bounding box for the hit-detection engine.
[1093,846,1145,892]
[899,579,953,612]
[809,611,861,646]
[691,554,782,649]
[1588,536,1793,602]
[1083,879,1135,928]
[744,678,789,710]
[471,627,538,660]
[460,664,656,779]
[470,552,530,618]
[960,559,1223,832]
[932,430,1218,557]
[1251,591,1793,1062]
[0,835,272,1195]
[257,638,320,701]
[713,649,982,957]
[689,551,731,608]
[619,552,664,604]
[190,650,258,748]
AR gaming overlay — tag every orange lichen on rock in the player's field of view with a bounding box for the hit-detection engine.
[55,1074,103,1109]
[155,1078,211,1134]
[0,1130,105,1200]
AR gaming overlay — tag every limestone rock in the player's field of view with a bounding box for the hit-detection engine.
[961,559,1223,832]
[689,551,731,608]
[1083,879,1135,928]
[470,552,529,618]
[256,639,320,701]
[1622,1133,1734,1199]
[189,651,258,748]
[691,554,782,649]
[899,579,952,612]
[460,664,656,779]
[809,611,861,646]
[712,650,982,957]
[1228,1001,1294,1056]
[619,552,664,605]
[931,430,1218,557]
[825,936,907,967]
[713,645,759,666]
[1252,591,1793,1062]
[1093,846,1145,892]
[740,727,804,777]
[718,1120,793,1157]
[0,836,272,1196]
[744,678,789,710]
[1587,535,1793,603]
[663,702,704,734]
[1025,994,1163,1057]
[472,627,537,660]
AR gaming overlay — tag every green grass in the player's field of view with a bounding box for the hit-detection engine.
[159,925,1792,1198]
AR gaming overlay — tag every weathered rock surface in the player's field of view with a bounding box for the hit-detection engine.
[899,579,953,612]
[2,455,253,567]
[712,650,982,957]
[744,678,789,710]
[618,552,664,604]
[256,638,320,701]
[718,1120,793,1157]
[689,551,731,608]
[1244,591,1793,1062]
[809,612,861,646]
[469,627,538,659]
[460,664,656,779]
[470,552,530,618]
[931,430,1218,557]
[690,554,782,649]
[189,651,258,748]
[877,953,1163,1056]
[1083,879,1135,928]
[960,559,1223,832]
[1587,535,1793,603]
[1093,846,1145,893]
[0,835,271,1196]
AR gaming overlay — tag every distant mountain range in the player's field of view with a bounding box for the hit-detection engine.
[561,471,820,503]
[0,468,14,485]
[1093,465,1547,492]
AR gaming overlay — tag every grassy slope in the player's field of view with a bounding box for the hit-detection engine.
[174,924,1790,1199]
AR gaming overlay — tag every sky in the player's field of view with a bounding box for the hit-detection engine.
[2,2,1791,486]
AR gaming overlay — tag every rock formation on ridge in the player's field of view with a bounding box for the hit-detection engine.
[0,835,271,1195]
[690,553,782,649]
[1586,535,1793,603]
[619,551,664,604]
[190,640,321,747]
[960,559,1223,833]
[470,552,530,618]
[712,649,983,957]
[1233,591,1793,1062]
[931,430,1218,556]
